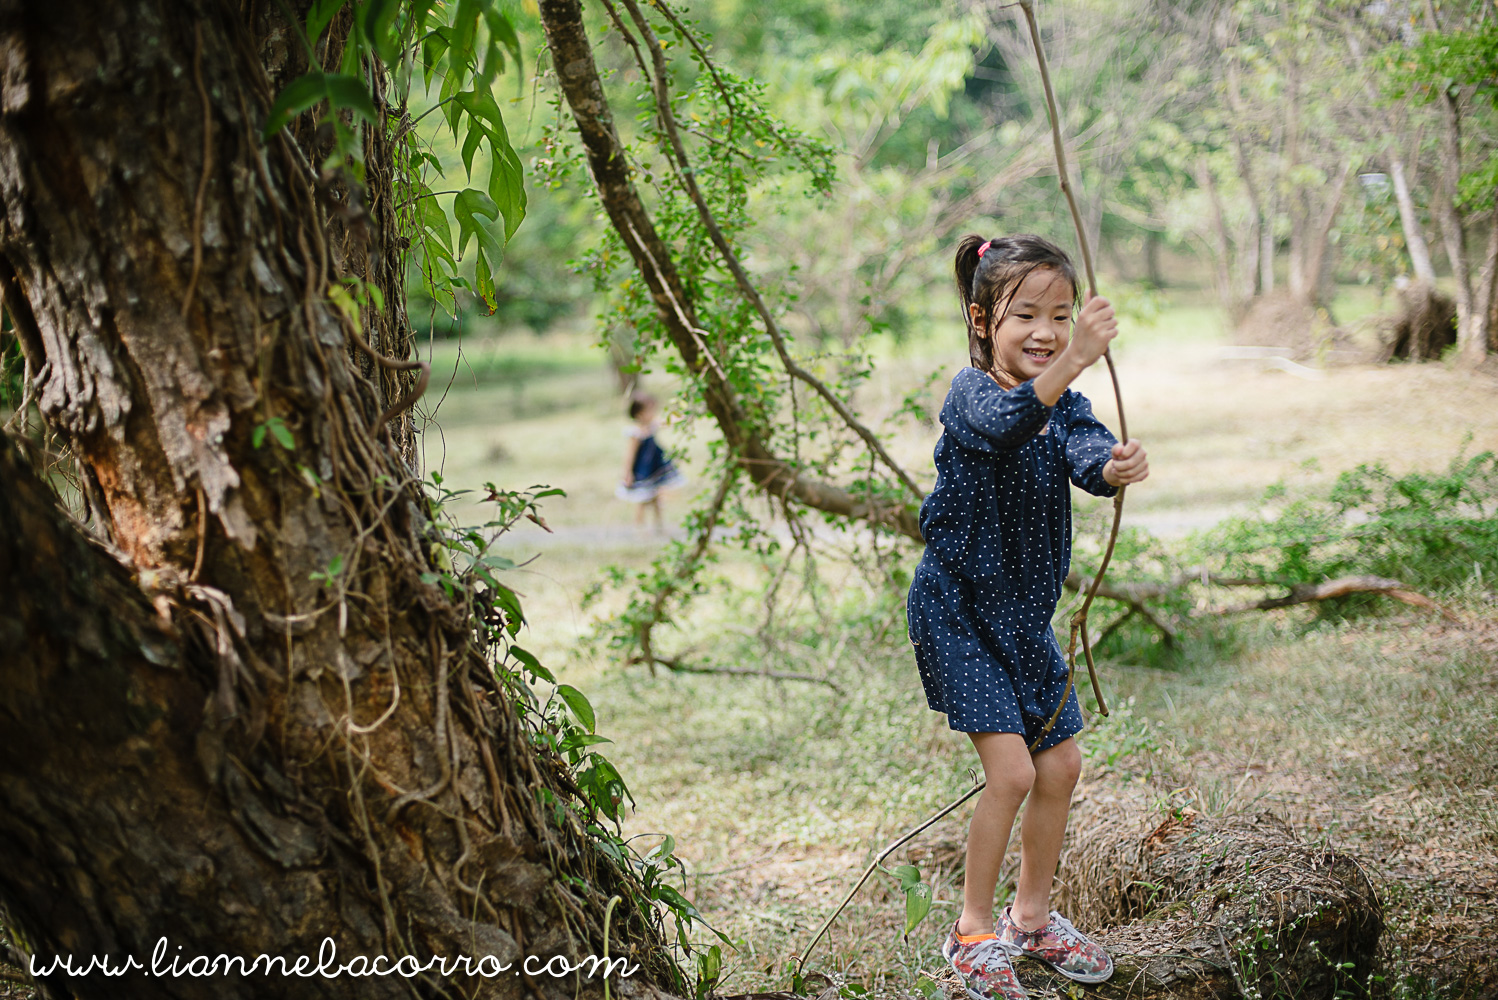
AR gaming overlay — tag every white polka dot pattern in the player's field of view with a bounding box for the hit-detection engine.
[907,368,1118,746]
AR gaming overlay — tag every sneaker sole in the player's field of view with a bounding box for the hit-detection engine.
[942,948,1029,1000]
[1016,952,1114,985]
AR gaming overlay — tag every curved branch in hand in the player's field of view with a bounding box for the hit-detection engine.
[1017,0,1129,742]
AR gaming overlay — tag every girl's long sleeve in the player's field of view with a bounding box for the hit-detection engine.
[939,368,1052,454]
[1064,394,1119,497]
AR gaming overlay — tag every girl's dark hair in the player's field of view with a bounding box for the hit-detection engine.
[627,392,656,420]
[955,233,1080,384]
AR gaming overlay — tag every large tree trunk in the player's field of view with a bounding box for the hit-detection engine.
[0,2,674,997]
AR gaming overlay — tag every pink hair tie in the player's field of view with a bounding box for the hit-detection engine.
[977,240,992,259]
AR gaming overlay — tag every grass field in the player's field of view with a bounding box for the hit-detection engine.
[424,285,1498,998]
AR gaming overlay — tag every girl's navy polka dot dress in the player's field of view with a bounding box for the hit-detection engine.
[907,368,1118,750]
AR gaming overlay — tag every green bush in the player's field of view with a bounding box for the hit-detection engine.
[1204,450,1498,610]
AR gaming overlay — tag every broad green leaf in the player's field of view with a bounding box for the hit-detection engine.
[450,0,481,74]
[361,0,402,68]
[421,26,451,91]
[264,72,330,138]
[416,186,453,252]
[456,91,526,238]
[697,945,721,988]
[452,188,502,255]
[903,880,932,934]
[460,120,485,177]
[438,65,466,135]
[453,185,506,304]
[484,5,521,70]
[324,74,379,125]
[891,863,921,891]
[556,684,595,732]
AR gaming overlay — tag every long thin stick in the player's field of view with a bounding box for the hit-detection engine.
[1018,0,1128,743]
[795,781,985,977]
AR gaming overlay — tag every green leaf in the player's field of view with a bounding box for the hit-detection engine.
[903,880,932,934]
[263,71,377,140]
[654,883,701,921]
[556,684,595,732]
[269,420,295,451]
[696,945,722,994]
[508,645,554,682]
[453,188,503,258]
[417,186,453,252]
[421,26,452,91]
[486,135,526,240]
[890,863,921,892]
[460,120,486,177]
[361,0,402,68]
[450,0,481,74]
[453,186,505,308]
[305,0,348,50]
[264,72,330,138]
[324,73,379,125]
[483,5,521,71]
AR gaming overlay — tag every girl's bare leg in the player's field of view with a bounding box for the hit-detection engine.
[958,732,1035,936]
[1011,737,1082,931]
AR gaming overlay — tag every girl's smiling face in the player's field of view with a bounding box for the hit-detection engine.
[970,267,1075,384]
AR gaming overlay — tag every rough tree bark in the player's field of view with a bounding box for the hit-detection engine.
[0,2,674,998]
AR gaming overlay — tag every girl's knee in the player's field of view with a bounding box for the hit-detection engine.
[1035,738,1082,792]
[986,757,1036,802]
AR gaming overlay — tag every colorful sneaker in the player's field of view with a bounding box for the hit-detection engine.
[941,919,1028,1000]
[995,907,1113,984]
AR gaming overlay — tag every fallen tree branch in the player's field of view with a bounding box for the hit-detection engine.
[1210,574,1460,621]
[1063,569,1178,646]
[633,656,845,693]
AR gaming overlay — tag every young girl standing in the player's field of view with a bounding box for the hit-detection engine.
[909,234,1149,1000]
[616,391,686,531]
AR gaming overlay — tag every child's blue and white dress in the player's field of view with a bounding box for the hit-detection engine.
[907,368,1118,750]
[616,422,686,502]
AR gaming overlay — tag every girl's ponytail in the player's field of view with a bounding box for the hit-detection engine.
[954,233,989,371]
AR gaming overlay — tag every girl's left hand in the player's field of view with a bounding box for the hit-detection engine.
[1103,439,1149,487]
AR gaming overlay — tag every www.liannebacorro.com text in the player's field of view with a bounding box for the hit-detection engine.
[28,938,641,980]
